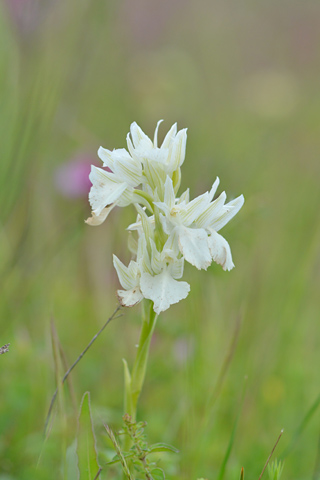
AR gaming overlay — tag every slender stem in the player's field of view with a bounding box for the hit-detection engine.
[44,305,121,435]
[123,300,158,459]
[258,429,284,480]
[130,300,158,421]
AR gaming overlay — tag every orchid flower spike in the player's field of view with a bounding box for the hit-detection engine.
[86,121,244,313]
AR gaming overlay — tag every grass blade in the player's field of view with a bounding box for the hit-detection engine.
[282,393,320,458]
[77,392,101,480]
[217,376,247,480]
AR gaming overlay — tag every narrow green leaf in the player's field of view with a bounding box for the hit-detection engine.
[66,440,79,480]
[50,320,67,423]
[50,320,68,479]
[148,443,179,454]
[282,392,320,458]
[106,452,135,466]
[77,392,101,480]
[217,377,247,480]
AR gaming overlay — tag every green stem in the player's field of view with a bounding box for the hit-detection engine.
[123,300,158,458]
[126,299,158,421]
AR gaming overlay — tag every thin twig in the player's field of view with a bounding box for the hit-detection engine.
[258,429,284,480]
[93,467,102,480]
[58,332,78,415]
[44,305,122,435]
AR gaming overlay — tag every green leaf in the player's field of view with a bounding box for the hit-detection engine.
[267,460,284,480]
[66,440,79,480]
[106,452,134,466]
[148,443,179,454]
[151,467,166,480]
[77,392,101,480]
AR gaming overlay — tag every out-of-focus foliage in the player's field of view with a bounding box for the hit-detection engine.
[1,0,320,479]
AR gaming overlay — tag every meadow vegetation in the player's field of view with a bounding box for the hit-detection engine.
[1,1,320,478]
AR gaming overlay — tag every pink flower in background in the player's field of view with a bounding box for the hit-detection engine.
[54,155,95,199]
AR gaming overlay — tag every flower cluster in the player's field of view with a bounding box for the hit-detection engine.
[86,121,244,314]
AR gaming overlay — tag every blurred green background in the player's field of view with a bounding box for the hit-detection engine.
[1,0,320,478]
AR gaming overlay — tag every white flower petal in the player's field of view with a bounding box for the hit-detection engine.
[98,147,115,170]
[153,119,164,148]
[127,214,155,232]
[137,234,152,274]
[209,177,220,201]
[89,166,128,215]
[161,123,177,149]
[167,128,187,171]
[179,192,210,226]
[126,132,135,158]
[196,191,226,228]
[143,159,166,195]
[142,147,169,165]
[135,205,154,244]
[208,230,234,271]
[127,231,138,255]
[177,188,190,204]
[140,271,190,314]
[163,176,175,209]
[113,255,139,290]
[116,186,135,207]
[209,194,245,232]
[149,239,162,275]
[130,122,153,150]
[85,205,114,226]
[163,233,179,255]
[169,257,185,280]
[117,288,143,307]
[157,213,174,236]
[176,226,212,270]
[111,149,142,186]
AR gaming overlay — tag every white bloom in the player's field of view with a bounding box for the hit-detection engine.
[155,176,244,271]
[140,239,190,314]
[127,121,187,178]
[207,230,234,271]
[86,147,143,225]
[86,119,244,314]
[113,255,143,307]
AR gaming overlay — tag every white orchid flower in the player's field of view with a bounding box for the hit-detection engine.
[154,177,212,270]
[139,239,190,314]
[155,177,244,271]
[113,255,144,307]
[127,121,187,180]
[87,119,244,314]
[86,147,143,225]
